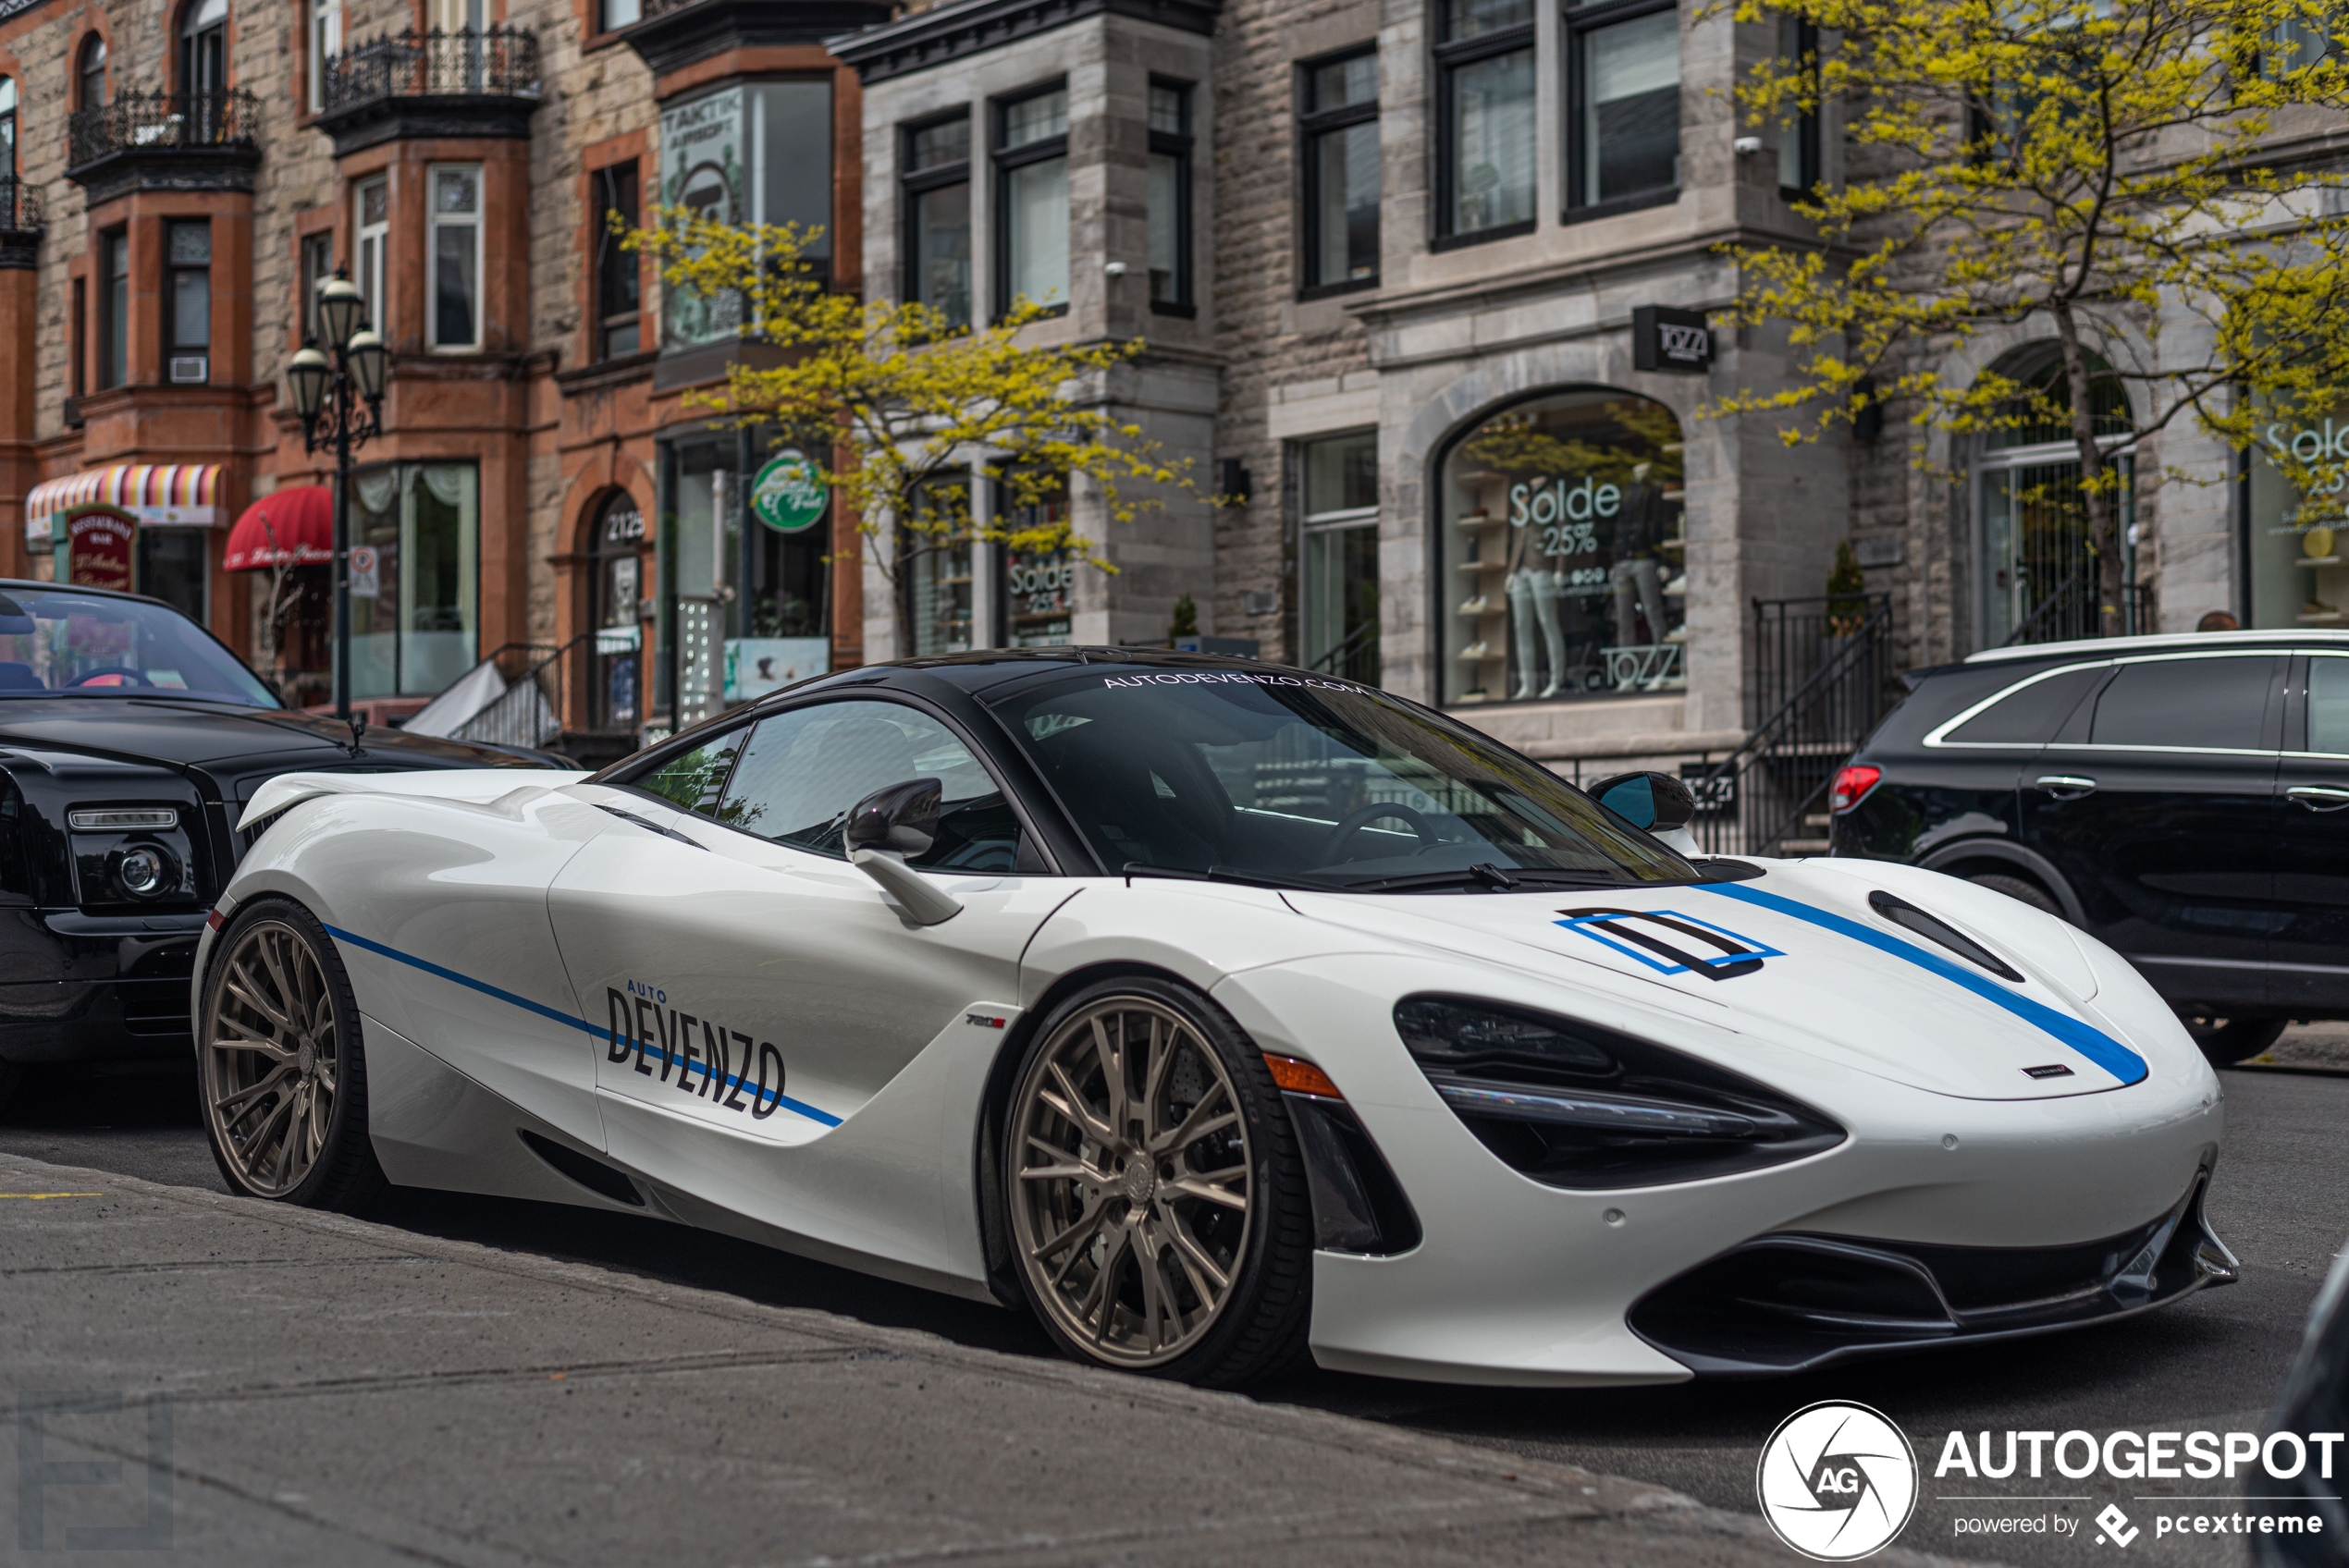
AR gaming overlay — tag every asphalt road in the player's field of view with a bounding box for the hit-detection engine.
[6,1055,2343,1568]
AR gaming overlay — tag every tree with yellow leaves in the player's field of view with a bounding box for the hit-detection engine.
[624,212,1193,654]
[1715,0,2349,636]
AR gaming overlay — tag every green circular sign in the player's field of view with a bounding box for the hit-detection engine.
[751,449,829,533]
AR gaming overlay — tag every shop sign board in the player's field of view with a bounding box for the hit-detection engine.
[1633,306,1713,374]
[68,512,134,593]
[750,450,828,533]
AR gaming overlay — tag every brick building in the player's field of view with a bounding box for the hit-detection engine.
[0,0,882,757]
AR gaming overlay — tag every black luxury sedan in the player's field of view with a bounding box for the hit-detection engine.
[0,580,560,1106]
[1830,630,2349,1065]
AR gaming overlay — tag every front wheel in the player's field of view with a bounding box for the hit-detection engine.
[198,898,387,1211]
[1003,977,1312,1387]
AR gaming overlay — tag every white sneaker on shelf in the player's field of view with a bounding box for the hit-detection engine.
[1663,624,1688,643]
[1457,641,1490,660]
[1458,594,1490,616]
[1662,575,1689,596]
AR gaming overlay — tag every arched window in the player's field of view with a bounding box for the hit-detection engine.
[0,78,17,179]
[179,0,228,98]
[77,36,107,112]
[1974,345,2135,646]
[587,492,646,731]
[1436,388,1687,704]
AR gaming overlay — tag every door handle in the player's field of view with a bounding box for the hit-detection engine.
[2287,784,2349,812]
[2035,775,2098,799]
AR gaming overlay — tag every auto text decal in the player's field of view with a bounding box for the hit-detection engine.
[605,980,790,1121]
[315,924,842,1128]
[1693,883,2149,1085]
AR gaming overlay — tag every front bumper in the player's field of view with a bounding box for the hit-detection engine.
[1628,1172,2234,1376]
[0,911,205,1064]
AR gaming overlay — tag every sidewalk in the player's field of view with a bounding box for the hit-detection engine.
[0,1149,1974,1566]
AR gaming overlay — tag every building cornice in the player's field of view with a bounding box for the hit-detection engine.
[618,0,892,80]
[828,0,1221,85]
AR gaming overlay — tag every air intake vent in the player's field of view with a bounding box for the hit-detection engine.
[168,355,209,385]
[1867,891,2023,981]
[518,1130,644,1207]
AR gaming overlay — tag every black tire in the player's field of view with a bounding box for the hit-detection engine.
[2180,1013,2290,1069]
[1970,872,2063,919]
[1002,974,1313,1388]
[197,897,387,1213]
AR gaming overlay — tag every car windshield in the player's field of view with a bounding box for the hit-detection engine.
[990,668,1698,888]
[0,587,279,706]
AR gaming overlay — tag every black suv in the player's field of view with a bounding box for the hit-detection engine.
[1830,631,2349,1062]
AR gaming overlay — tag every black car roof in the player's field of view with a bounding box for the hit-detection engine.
[769,647,1336,704]
[0,577,184,613]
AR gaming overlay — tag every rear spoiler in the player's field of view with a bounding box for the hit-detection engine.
[239,767,588,832]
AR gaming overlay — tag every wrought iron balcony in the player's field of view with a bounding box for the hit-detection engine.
[0,179,42,271]
[316,26,542,154]
[67,90,263,201]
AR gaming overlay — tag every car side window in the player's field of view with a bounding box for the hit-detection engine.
[718,700,1022,871]
[2310,656,2349,755]
[2087,655,2280,751]
[1943,666,2106,745]
[632,728,748,817]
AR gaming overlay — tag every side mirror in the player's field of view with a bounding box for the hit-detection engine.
[1589,771,1700,851]
[843,778,961,925]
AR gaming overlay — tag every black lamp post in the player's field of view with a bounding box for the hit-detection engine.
[289,271,388,721]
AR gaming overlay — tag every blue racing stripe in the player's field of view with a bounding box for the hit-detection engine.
[1694,883,2148,1086]
[322,922,843,1127]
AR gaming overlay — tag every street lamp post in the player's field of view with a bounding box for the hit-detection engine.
[288,272,388,721]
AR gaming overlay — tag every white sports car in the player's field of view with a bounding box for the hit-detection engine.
[193,650,2234,1388]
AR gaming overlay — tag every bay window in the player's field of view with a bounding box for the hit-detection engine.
[354,176,387,335]
[166,219,210,383]
[429,165,482,351]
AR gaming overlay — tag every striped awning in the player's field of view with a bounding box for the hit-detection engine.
[23,464,224,546]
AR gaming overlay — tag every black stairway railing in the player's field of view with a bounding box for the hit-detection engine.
[323,26,542,112]
[449,638,572,751]
[2000,570,2154,646]
[68,89,261,167]
[1686,597,1896,858]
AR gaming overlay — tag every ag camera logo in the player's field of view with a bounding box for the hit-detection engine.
[1757,1401,1920,1561]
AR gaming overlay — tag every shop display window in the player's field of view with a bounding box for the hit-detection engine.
[1438,389,1685,704]
[349,463,479,699]
[2248,406,2349,628]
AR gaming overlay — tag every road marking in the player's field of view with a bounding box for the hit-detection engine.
[0,1192,105,1199]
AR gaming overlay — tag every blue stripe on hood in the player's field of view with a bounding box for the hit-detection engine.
[1695,882,2148,1086]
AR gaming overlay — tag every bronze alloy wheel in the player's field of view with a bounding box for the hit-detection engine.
[202,913,351,1198]
[1008,994,1258,1368]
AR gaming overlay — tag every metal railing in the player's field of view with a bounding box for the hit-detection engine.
[1685,597,1897,858]
[68,89,261,167]
[0,178,41,232]
[449,640,568,751]
[1999,571,2154,646]
[323,26,541,113]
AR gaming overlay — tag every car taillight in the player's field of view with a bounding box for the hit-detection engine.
[1829,765,1881,813]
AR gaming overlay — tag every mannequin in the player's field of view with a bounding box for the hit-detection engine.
[1609,460,1670,682]
[1507,490,1568,699]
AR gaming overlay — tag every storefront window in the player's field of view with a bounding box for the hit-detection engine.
[658,80,834,351]
[1299,432,1379,681]
[2248,407,2349,628]
[1438,390,1685,704]
[1000,481,1073,646]
[349,463,478,698]
[906,479,973,655]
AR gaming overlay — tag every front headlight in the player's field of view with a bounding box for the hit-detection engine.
[1395,996,1845,1190]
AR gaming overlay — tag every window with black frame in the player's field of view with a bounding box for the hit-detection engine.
[1298,432,1380,683]
[1,76,16,181]
[995,86,1070,315]
[1435,0,1537,244]
[1777,14,1820,195]
[1567,0,1681,214]
[1147,80,1193,312]
[100,227,129,391]
[594,161,641,358]
[166,220,210,383]
[1299,47,1379,294]
[300,231,332,346]
[903,112,973,326]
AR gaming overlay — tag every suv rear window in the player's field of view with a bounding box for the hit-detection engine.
[2311,655,2349,754]
[1943,666,2105,745]
[2088,655,2279,751]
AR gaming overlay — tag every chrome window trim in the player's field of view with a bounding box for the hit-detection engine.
[1924,649,2286,753]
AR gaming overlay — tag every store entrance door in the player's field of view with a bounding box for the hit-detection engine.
[589,496,645,734]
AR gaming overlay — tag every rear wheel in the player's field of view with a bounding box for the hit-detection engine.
[198,899,386,1211]
[2180,1013,2289,1069]
[1969,872,2063,919]
[1003,977,1311,1388]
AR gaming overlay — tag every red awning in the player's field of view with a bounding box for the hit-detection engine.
[224,486,334,571]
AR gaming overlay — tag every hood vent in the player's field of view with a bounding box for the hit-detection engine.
[1866,890,2023,982]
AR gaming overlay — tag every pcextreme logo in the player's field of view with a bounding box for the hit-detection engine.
[1757,1402,1921,1561]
